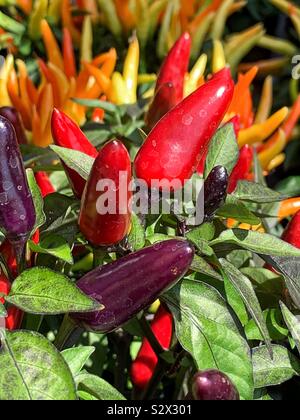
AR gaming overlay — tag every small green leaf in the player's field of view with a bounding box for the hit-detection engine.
[211,229,300,257]
[29,234,73,264]
[205,123,239,178]
[276,176,300,197]
[245,309,289,341]
[0,302,7,317]
[220,259,272,355]
[253,345,300,389]
[72,98,118,113]
[128,213,145,251]
[76,373,126,400]
[186,230,214,256]
[26,168,46,233]
[217,195,261,225]
[190,255,222,281]
[223,276,249,327]
[164,279,254,400]
[62,347,95,376]
[50,146,94,181]
[233,181,286,203]
[0,11,25,34]
[6,267,102,315]
[280,302,300,356]
[0,330,77,400]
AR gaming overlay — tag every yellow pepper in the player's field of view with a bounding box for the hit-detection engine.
[97,0,122,39]
[238,107,289,146]
[212,40,226,74]
[267,153,285,172]
[211,0,235,40]
[137,74,157,85]
[255,75,273,124]
[81,16,93,64]
[123,36,140,104]
[109,72,130,105]
[28,0,48,41]
[0,54,14,106]
[258,129,286,169]
[48,0,62,24]
[184,53,207,97]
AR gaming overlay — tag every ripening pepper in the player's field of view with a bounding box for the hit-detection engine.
[51,109,98,198]
[135,68,234,190]
[79,140,132,247]
[145,32,191,125]
[0,107,27,144]
[34,172,55,198]
[145,82,177,131]
[228,145,254,194]
[192,370,240,401]
[0,116,36,252]
[131,305,173,389]
[204,166,229,220]
[282,210,300,248]
[72,240,194,332]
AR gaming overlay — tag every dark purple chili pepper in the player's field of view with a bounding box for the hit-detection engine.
[204,166,228,220]
[72,239,194,332]
[192,370,240,401]
[0,116,36,259]
[0,107,27,144]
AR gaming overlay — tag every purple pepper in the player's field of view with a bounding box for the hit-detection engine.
[192,370,240,401]
[0,107,27,145]
[0,116,35,245]
[72,239,194,332]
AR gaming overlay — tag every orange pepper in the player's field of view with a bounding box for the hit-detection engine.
[38,59,61,107]
[114,0,136,31]
[63,27,77,79]
[26,77,39,105]
[188,0,223,34]
[7,70,32,130]
[62,0,81,46]
[17,0,33,15]
[279,198,300,220]
[282,95,300,142]
[40,19,64,71]
[83,62,111,93]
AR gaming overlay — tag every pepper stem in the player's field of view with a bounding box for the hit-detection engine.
[138,315,165,357]
[54,315,83,351]
[10,236,28,275]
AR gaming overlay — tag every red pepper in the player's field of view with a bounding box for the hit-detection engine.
[145,33,191,129]
[51,109,98,198]
[35,171,56,198]
[6,306,24,330]
[156,32,191,106]
[145,82,177,132]
[228,145,254,194]
[131,305,173,389]
[135,68,234,190]
[79,139,132,247]
[0,272,10,305]
[282,210,300,248]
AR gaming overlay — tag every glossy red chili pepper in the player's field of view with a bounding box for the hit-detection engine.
[0,116,36,253]
[282,210,300,248]
[51,109,98,198]
[0,241,18,278]
[0,107,27,144]
[192,370,240,401]
[228,145,254,193]
[135,68,234,190]
[228,115,241,137]
[131,305,173,389]
[156,32,191,106]
[145,82,177,131]
[34,171,55,198]
[0,271,10,305]
[72,240,194,332]
[6,306,24,330]
[79,139,132,247]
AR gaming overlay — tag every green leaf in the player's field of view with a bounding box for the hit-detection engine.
[6,267,102,315]
[0,330,77,400]
[245,309,289,341]
[127,213,145,251]
[26,168,46,233]
[62,347,95,376]
[76,373,126,400]
[190,255,222,281]
[280,302,300,356]
[275,176,300,197]
[164,279,254,400]
[253,345,300,389]
[217,195,261,225]
[29,234,73,265]
[211,229,300,257]
[187,223,215,242]
[204,123,239,178]
[186,229,214,257]
[0,11,25,34]
[0,302,7,317]
[72,98,118,113]
[223,276,249,327]
[233,181,286,203]
[50,146,94,181]
[220,259,272,354]
[262,256,300,309]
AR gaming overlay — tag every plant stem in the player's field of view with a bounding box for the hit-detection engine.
[138,315,164,358]
[11,237,27,275]
[93,247,106,268]
[54,315,83,351]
